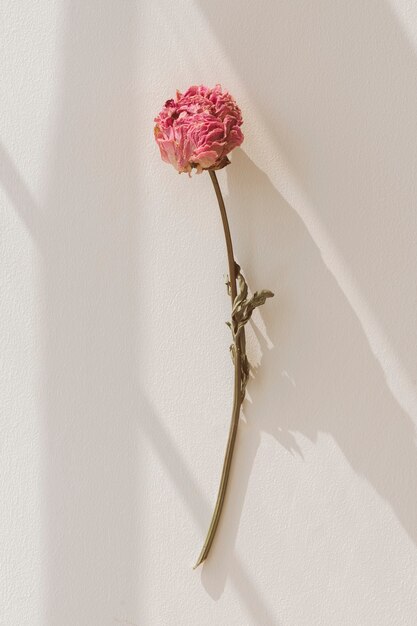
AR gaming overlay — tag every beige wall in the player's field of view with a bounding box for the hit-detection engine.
[1,1,417,624]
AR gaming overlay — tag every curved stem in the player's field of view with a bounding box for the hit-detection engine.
[194,170,244,568]
[208,170,237,303]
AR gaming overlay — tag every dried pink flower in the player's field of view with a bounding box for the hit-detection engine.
[154,84,244,174]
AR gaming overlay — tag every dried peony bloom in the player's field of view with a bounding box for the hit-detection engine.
[154,84,244,174]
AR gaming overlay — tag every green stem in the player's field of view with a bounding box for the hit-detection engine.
[194,170,244,568]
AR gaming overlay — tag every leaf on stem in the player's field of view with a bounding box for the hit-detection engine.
[231,270,274,333]
[226,267,274,401]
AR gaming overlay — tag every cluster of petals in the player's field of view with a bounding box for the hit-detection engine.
[154,84,244,174]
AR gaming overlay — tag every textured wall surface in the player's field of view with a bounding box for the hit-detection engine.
[2,1,417,624]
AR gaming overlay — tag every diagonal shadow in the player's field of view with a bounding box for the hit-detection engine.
[0,142,42,238]
[193,0,417,570]
[204,149,417,575]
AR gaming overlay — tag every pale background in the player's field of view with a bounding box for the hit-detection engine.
[2,1,417,624]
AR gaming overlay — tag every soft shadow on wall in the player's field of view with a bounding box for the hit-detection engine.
[200,149,417,599]
[40,3,141,624]
[194,0,417,560]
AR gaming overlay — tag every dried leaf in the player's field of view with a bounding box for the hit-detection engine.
[240,354,250,402]
[232,272,248,316]
[250,289,274,309]
[233,286,274,331]
[229,343,235,364]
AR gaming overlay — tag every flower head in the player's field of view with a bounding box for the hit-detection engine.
[154,84,244,174]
